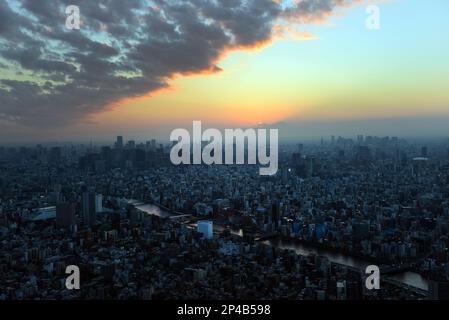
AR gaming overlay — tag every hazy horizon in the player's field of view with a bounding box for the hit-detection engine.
[3,115,449,146]
[1,0,448,143]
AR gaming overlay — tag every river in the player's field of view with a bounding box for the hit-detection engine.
[133,202,429,292]
[263,238,429,291]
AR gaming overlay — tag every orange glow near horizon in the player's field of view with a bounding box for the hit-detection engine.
[90,24,318,129]
[88,0,449,137]
[92,44,303,128]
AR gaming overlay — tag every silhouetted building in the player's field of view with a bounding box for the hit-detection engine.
[115,136,123,149]
[82,192,96,226]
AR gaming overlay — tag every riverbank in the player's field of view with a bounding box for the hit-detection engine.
[132,201,429,292]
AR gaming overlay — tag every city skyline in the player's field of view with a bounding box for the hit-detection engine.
[2,134,449,300]
[4,0,449,306]
[1,0,449,143]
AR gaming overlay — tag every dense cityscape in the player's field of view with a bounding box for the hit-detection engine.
[0,0,448,313]
[2,135,449,300]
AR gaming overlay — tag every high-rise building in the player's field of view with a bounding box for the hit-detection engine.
[82,192,96,226]
[197,220,213,240]
[127,140,136,149]
[101,146,112,169]
[305,155,317,176]
[56,203,76,228]
[292,152,302,166]
[357,135,364,145]
[116,136,123,149]
[95,194,103,213]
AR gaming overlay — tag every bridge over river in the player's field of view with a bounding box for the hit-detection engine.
[129,200,429,294]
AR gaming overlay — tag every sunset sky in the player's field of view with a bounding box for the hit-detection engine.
[1,0,449,143]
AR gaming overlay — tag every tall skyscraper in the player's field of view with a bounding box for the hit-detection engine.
[82,192,96,227]
[127,140,136,149]
[357,135,364,145]
[95,194,103,213]
[116,136,123,149]
[101,146,112,170]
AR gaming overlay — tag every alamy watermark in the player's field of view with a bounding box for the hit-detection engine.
[366,4,381,30]
[169,121,278,176]
[65,5,80,30]
[365,265,380,290]
[65,265,80,290]
[64,3,380,31]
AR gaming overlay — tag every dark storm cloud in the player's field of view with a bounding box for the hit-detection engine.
[0,0,354,127]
